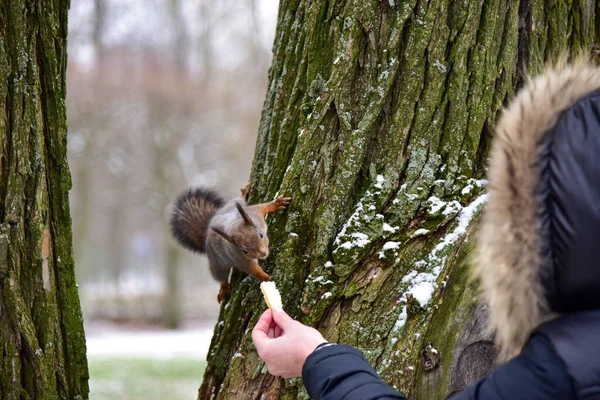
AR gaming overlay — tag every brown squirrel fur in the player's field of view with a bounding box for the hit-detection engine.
[170,183,290,303]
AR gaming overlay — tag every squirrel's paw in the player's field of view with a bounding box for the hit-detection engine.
[217,289,229,304]
[240,183,250,199]
[217,281,231,304]
[275,195,291,210]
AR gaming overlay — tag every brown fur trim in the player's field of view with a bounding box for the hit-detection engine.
[477,60,600,362]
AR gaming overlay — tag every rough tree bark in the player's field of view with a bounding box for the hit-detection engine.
[199,1,596,399]
[0,1,89,399]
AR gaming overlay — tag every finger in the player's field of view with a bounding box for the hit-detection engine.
[268,325,275,338]
[274,325,282,338]
[272,309,295,330]
[252,309,273,343]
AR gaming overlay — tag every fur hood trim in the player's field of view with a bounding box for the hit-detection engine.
[477,60,600,362]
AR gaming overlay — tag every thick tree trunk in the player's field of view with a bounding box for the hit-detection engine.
[199,1,595,399]
[0,1,89,399]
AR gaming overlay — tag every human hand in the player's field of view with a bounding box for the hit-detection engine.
[252,308,327,378]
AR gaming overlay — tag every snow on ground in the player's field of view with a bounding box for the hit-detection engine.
[86,326,214,359]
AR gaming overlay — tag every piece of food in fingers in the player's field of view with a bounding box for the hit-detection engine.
[260,281,283,310]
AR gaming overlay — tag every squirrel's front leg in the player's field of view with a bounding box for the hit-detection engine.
[218,263,271,303]
[245,261,272,282]
[255,195,292,218]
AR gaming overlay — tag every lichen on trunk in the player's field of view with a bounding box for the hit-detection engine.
[0,0,89,399]
[199,1,595,399]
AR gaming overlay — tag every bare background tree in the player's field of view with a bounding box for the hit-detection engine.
[67,0,278,329]
[66,2,279,397]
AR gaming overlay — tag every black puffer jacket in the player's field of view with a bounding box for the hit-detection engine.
[302,63,600,399]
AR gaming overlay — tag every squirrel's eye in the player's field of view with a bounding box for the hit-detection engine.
[242,249,248,255]
[259,233,264,239]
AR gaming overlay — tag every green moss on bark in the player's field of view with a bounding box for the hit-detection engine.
[199,1,596,399]
[0,1,89,399]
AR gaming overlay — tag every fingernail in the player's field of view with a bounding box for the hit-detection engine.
[273,306,283,313]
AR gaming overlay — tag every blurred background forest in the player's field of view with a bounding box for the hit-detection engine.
[66,0,278,397]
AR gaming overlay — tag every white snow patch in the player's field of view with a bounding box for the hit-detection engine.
[352,233,370,247]
[394,306,408,330]
[383,223,399,233]
[338,232,371,250]
[432,194,488,257]
[313,276,334,285]
[382,241,401,251]
[443,201,462,216]
[427,196,446,214]
[334,184,394,253]
[379,241,401,259]
[401,270,418,283]
[411,228,429,237]
[427,196,462,216]
[374,174,385,189]
[408,281,436,306]
[289,232,299,237]
[334,201,365,246]
[324,261,333,268]
[322,292,332,299]
[461,178,488,195]
[400,194,488,307]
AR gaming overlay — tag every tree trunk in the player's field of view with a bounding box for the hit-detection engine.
[0,0,89,399]
[199,1,595,399]
[163,242,182,329]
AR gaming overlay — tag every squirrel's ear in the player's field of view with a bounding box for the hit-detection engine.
[212,227,235,244]
[235,202,253,226]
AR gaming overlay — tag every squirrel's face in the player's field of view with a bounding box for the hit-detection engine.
[212,202,270,259]
[232,225,269,259]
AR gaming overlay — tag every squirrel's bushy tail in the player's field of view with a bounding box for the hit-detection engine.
[170,187,225,253]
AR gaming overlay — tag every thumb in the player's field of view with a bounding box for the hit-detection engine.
[271,308,295,330]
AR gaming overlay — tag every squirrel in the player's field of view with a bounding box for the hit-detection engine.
[170,183,291,303]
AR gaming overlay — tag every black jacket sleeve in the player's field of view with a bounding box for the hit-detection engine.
[302,344,407,400]
[302,335,574,400]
